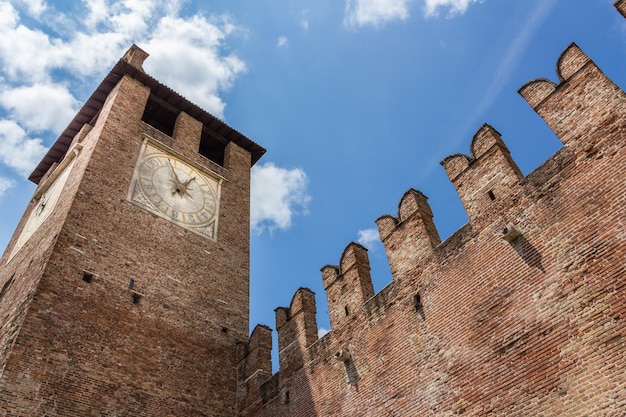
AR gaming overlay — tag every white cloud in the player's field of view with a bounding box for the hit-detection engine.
[0,83,78,133]
[0,120,48,177]
[0,6,60,83]
[251,163,311,233]
[143,15,247,118]
[318,327,330,338]
[344,0,411,29]
[277,36,289,48]
[423,0,483,17]
[0,0,247,186]
[357,228,380,249]
[0,176,15,198]
[14,0,46,17]
[343,0,484,28]
[301,9,310,31]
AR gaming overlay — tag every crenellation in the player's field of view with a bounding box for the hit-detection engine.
[275,288,318,378]
[440,153,470,182]
[517,78,556,109]
[321,264,340,290]
[237,324,273,414]
[376,189,439,280]
[556,43,591,81]
[519,43,626,148]
[323,243,374,330]
[441,124,523,221]
[243,25,626,416]
[470,124,515,164]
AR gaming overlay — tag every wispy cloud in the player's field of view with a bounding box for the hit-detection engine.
[14,0,46,17]
[357,228,380,250]
[301,9,310,31]
[344,0,482,29]
[142,15,247,118]
[450,0,559,152]
[0,82,78,133]
[277,36,289,48]
[0,176,15,199]
[423,0,483,18]
[251,163,311,234]
[344,0,411,29]
[0,120,47,177]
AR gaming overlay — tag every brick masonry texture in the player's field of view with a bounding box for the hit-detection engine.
[0,48,254,416]
[1,4,625,417]
[237,16,626,417]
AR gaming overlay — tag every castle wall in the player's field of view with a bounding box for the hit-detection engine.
[239,41,626,416]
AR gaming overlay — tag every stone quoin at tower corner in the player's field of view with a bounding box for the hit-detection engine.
[1,2,625,417]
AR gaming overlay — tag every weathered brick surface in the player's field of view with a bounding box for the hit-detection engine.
[239,39,626,417]
[0,48,256,416]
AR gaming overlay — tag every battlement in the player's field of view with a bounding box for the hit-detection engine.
[519,43,625,149]
[441,123,523,222]
[376,189,440,279]
[322,242,375,330]
[274,288,318,379]
[237,324,272,413]
[238,19,626,416]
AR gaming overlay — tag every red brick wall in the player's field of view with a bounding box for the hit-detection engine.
[0,69,252,415]
[239,42,626,417]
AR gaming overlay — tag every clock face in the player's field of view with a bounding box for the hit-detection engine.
[129,141,221,240]
[14,156,76,252]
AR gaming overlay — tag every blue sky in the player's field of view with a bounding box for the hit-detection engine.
[0,0,625,359]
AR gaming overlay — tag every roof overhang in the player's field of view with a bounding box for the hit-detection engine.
[29,59,265,184]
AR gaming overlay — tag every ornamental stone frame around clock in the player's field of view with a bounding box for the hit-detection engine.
[128,137,223,240]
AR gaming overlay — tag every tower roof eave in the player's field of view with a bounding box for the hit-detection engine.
[29,59,266,184]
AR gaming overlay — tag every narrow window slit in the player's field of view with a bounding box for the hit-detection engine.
[82,271,94,283]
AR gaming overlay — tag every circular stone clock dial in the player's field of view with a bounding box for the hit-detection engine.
[16,156,76,249]
[137,156,217,226]
[129,141,221,240]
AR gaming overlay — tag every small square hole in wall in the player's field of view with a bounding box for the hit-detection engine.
[488,190,496,201]
[82,271,94,283]
[132,293,142,304]
[282,390,290,404]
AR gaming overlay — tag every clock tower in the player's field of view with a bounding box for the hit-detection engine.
[0,45,264,416]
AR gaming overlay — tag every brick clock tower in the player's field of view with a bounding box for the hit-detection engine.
[0,45,264,416]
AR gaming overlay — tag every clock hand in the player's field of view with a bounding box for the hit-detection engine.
[181,177,196,199]
[36,194,49,215]
[167,159,182,184]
